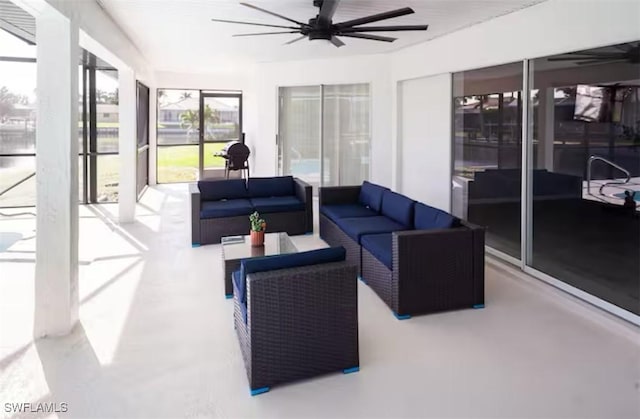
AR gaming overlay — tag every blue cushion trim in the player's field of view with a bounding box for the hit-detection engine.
[414,202,459,230]
[358,181,387,212]
[381,190,415,228]
[320,204,378,223]
[248,176,294,198]
[250,196,305,214]
[232,270,245,305]
[237,247,346,304]
[361,233,393,270]
[200,199,254,219]
[334,216,407,244]
[198,179,248,201]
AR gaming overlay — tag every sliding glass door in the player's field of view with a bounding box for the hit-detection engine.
[278,83,370,192]
[451,40,640,322]
[322,83,371,186]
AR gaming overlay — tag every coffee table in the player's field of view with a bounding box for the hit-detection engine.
[221,232,297,298]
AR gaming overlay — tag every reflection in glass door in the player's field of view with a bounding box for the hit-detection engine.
[200,93,242,179]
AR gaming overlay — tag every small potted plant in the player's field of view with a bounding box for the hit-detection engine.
[249,211,266,247]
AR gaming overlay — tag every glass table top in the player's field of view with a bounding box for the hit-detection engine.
[221,232,297,261]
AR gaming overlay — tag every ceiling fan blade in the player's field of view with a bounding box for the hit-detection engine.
[285,35,307,45]
[330,36,345,47]
[211,18,298,30]
[233,31,301,37]
[318,0,340,24]
[577,58,626,65]
[339,25,428,33]
[548,54,626,61]
[338,33,396,42]
[335,7,414,28]
[239,2,307,27]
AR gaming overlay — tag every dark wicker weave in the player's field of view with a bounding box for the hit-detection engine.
[233,261,359,393]
[362,222,486,317]
[318,184,485,317]
[190,178,313,245]
[319,185,361,207]
[319,214,362,275]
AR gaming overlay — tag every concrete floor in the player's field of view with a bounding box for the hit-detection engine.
[1,184,639,418]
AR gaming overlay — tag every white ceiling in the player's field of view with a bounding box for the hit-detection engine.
[99,0,547,73]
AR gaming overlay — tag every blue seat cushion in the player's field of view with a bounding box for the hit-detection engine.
[250,196,305,214]
[200,199,254,219]
[320,204,378,223]
[237,247,346,304]
[248,176,294,198]
[414,202,460,230]
[358,181,388,212]
[335,216,408,244]
[198,179,248,201]
[361,233,393,270]
[381,190,415,227]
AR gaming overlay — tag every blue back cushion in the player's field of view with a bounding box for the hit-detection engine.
[381,190,415,227]
[358,181,387,212]
[198,179,248,201]
[248,176,294,198]
[237,247,346,303]
[414,202,459,230]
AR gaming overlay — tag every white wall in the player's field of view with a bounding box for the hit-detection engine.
[254,54,392,186]
[390,0,640,205]
[398,74,452,211]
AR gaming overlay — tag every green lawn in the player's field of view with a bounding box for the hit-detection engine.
[157,143,227,183]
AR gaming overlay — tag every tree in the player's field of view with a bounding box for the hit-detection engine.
[0,86,19,121]
[179,105,221,137]
[179,91,192,101]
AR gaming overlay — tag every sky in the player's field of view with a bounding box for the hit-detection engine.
[1,29,118,103]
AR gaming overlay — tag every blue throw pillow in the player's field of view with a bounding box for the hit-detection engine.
[248,176,295,197]
[358,181,387,212]
[198,179,248,201]
[381,190,415,227]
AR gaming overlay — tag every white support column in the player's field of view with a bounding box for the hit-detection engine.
[34,11,79,338]
[118,67,137,223]
[537,87,556,171]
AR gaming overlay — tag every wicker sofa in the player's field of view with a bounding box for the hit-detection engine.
[190,176,312,245]
[319,181,485,319]
[231,247,359,395]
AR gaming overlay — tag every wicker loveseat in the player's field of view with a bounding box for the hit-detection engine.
[231,247,359,395]
[319,181,485,319]
[190,176,312,245]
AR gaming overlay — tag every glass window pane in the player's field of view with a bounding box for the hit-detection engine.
[278,86,321,190]
[452,62,523,258]
[157,145,199,183]
[97,154,119,202]
[322,83,370,187]
[203,95,240,142]
[157,89,200,145]
[0,156,35,207]
[531,41,640,315]
[0,62,36,155]
[96,69,119,153]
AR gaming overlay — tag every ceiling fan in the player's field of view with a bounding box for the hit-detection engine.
[211,0,428,47]
[547,42,640,65]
